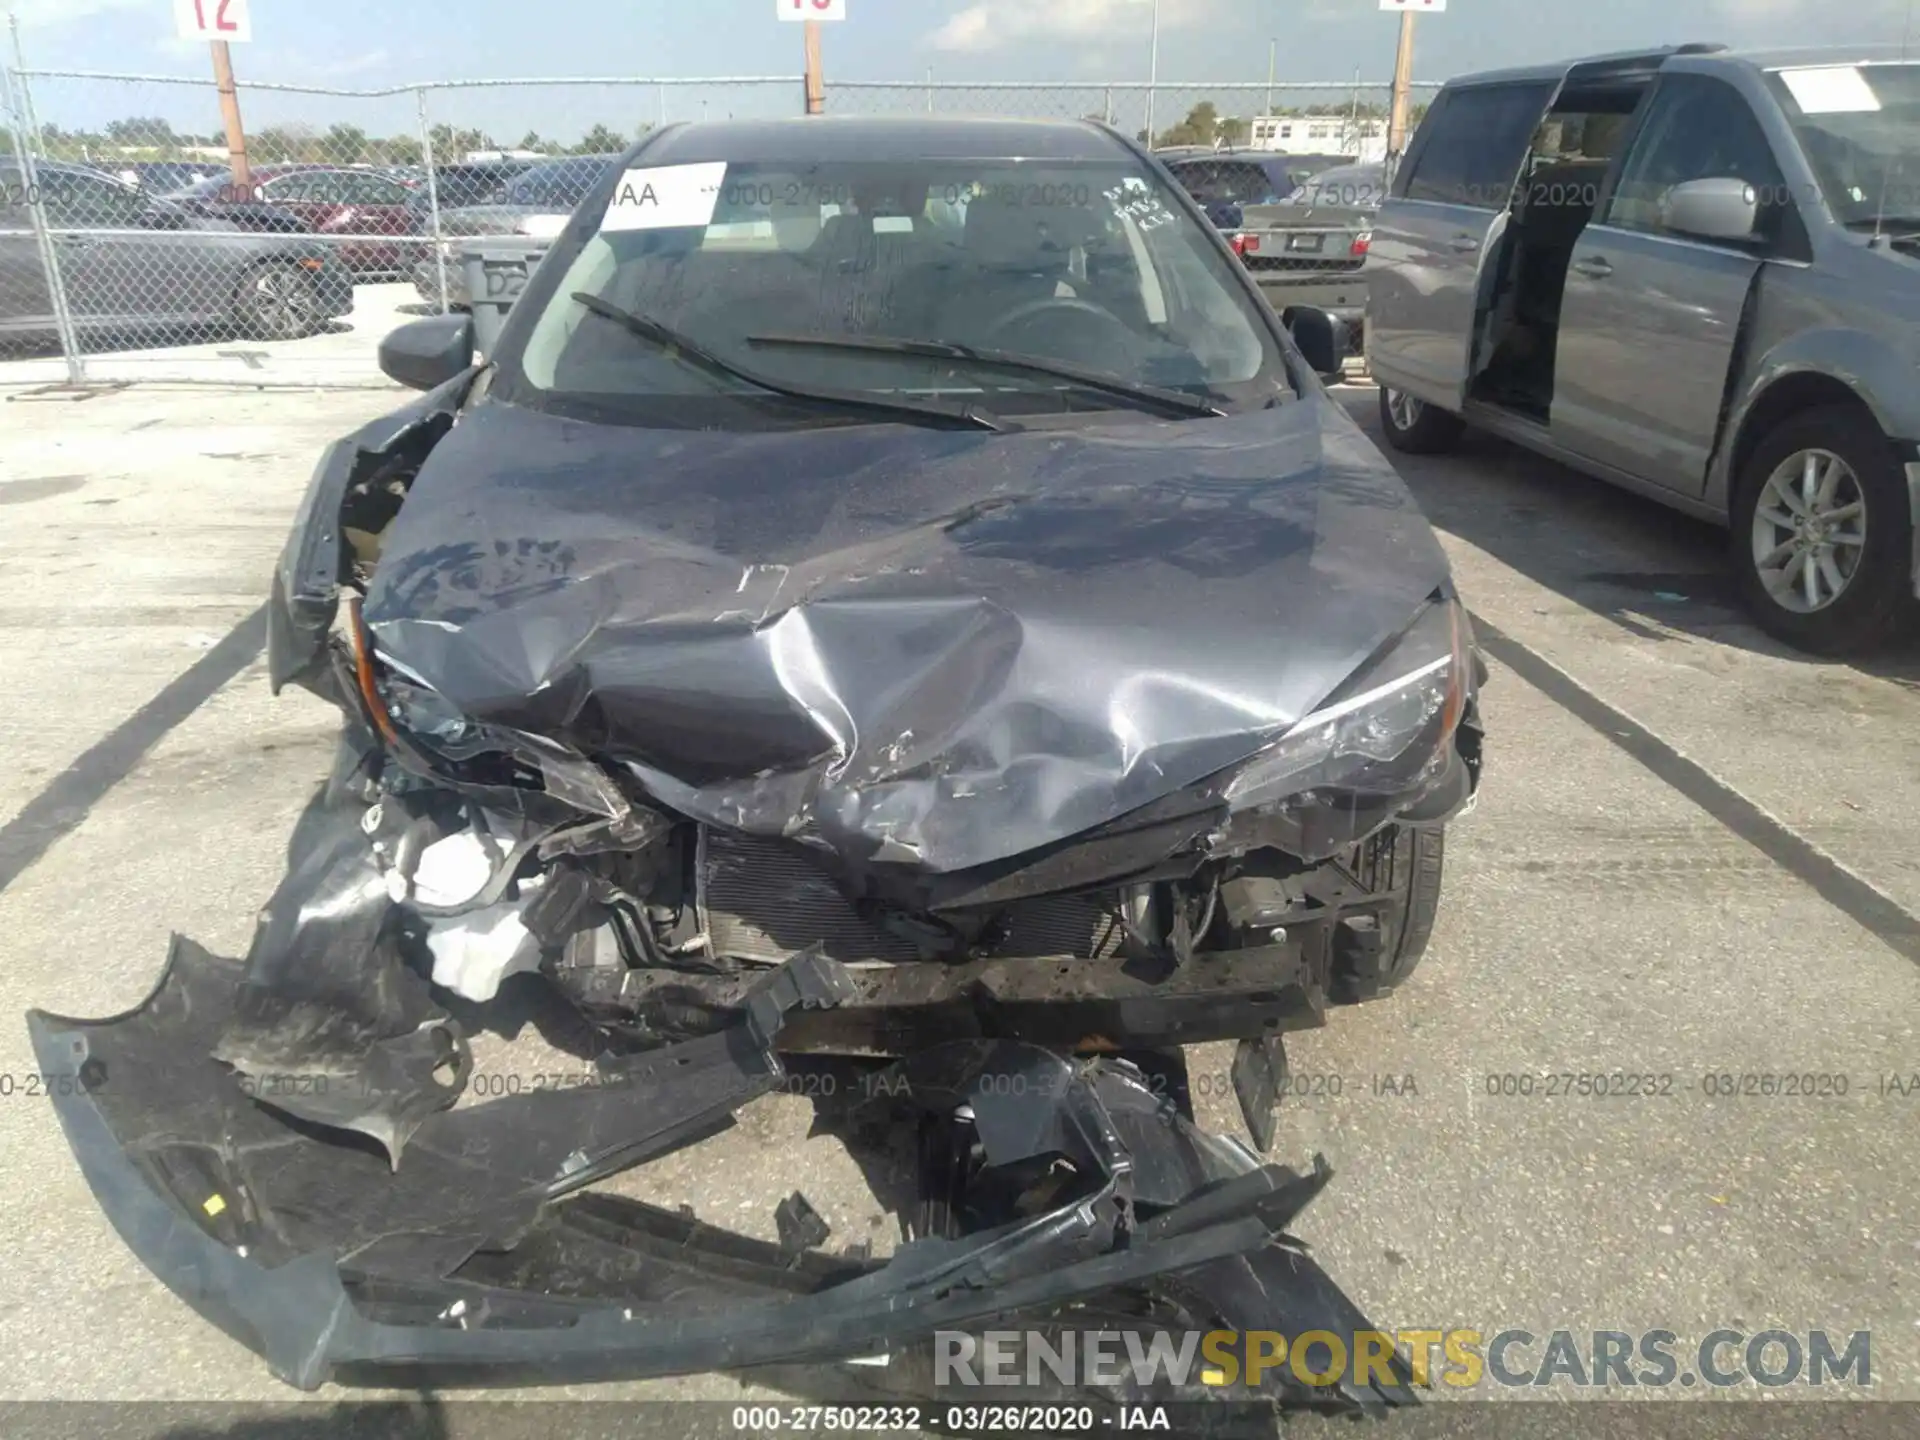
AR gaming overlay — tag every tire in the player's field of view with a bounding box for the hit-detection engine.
[1378,384,1465,454]
[1331,825,1445,1003]
[1731,404,1915,656]
[234,262,322,341]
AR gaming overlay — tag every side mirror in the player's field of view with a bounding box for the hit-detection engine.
[379,314,475,391]
[1283,306,1350,384]
[1663,177,1758,242]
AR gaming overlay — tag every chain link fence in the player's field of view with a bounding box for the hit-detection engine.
[2,60,1437,389]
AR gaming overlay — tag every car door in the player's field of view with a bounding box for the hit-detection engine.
[1550,74,1796,493]
[338,171,416,270]
[40,170,197,326]
[0,167,54,332]
[1366,79,1558,404]
[261,172,330,230]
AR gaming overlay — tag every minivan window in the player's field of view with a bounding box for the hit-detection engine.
[1605,75,1787,237]
[1399,82,1556,208]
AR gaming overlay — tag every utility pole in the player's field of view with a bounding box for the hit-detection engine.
[804,19,824,115]
[210,40,251,193]
[1387,9,1416,159]
[1266,39,1275,115]
[1144,0,1160,144]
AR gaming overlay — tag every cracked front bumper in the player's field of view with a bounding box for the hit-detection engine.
[28,941,1415,1416]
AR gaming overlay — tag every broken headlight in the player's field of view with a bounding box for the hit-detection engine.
[1223,599,1469,811]
[378,662,497,760]
[343,607,490,759]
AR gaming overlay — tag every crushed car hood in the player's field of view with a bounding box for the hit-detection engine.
[353,391,1452,874]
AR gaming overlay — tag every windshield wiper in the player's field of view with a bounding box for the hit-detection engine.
[743,332,1229,420]
[568,293,1003,432]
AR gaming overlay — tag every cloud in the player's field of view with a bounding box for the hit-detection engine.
[8,0,148,25]
[311,49,391,77]
[1708,0,1910,21]
[927,0,1209,54]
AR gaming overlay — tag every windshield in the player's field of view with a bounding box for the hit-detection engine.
[499,154,1286,427]
[1768,62,1920,228]
[503,157,618,209]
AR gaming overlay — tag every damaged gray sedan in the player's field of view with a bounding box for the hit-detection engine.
[29,117,1481,1417]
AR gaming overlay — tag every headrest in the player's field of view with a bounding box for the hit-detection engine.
[963,196,1093,272]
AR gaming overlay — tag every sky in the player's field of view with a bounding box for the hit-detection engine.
[5,0,1918,141]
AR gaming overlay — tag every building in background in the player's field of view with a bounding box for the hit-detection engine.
[1249,114,1388,162]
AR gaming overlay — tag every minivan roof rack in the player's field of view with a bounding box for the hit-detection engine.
[1674,42,1730,54]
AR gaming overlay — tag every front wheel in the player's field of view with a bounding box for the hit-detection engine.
[234,262,322,341]
[1731,404,1915,656]
[1331,825,1446,1003]
[1377,384,1465,454]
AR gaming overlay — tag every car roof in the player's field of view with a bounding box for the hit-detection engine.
[633,117,1129,166]
[1440,41,1916,90]
[519,153,622,170]
[1713,43,1919,70]
[1159,148,1295,164]
[254,164,377,176]
[2,157,134,186]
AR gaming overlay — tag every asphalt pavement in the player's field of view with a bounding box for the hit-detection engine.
[0,371,1916,1431]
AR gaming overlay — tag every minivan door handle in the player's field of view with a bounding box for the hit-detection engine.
[1448,232,1480,253]
[1572,254,1613,279]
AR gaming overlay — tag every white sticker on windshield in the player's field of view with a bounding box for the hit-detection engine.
[1779,65,1882,115]
[600,162,728,231]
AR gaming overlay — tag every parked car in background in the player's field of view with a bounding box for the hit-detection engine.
[1158,148,1353,229]
[1230,161,1385,351]
[408,159,541,215]
[112,160,225,195]
[169,164,421,276]
[0,159,353,342]
[410,154,622,307]
[1366,43,1920,653]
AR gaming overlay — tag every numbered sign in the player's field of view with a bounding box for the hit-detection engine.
[778,0,847,20]
[174,0,253,41]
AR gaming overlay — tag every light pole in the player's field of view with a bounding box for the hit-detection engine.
[1388,8,1417,159]
[1266,38,1276,115]
[1144,0,1160,144]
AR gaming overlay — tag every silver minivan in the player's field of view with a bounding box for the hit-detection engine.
[1364,43,1920,654]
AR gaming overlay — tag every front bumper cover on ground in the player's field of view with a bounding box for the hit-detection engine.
[29,941,1414,1420]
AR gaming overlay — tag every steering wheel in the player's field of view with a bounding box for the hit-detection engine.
[980,297,1139,358]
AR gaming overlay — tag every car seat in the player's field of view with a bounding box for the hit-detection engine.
[936,195,1078,348]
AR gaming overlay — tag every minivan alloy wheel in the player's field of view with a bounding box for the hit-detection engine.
[1750,448,1867,614]
[1386,388,1424,432]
